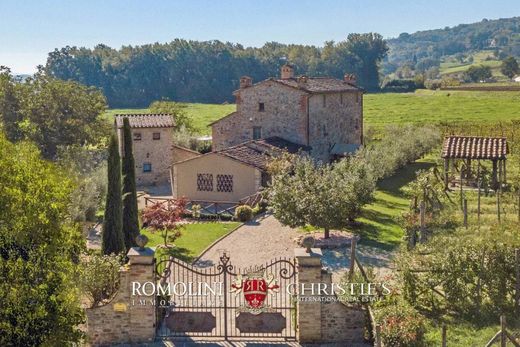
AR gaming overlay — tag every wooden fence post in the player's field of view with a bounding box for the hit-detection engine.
[463,198,468,228]
[460,163,464,209]
[477,160,481,223]
[348,238,356,280]
[500,315,506,347]
[375,324,382,347]
[497,190,501,223]
[516,249,520,315]
[420,201,426,243]
[442,323,447,347]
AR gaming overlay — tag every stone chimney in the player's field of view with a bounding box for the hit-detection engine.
[239,76,252,88]
[281,64,294,79]
[297,75,308,88]
[344,73,357,85]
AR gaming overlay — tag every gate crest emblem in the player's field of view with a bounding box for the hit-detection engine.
[230,266,279,314]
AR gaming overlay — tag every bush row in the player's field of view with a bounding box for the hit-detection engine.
[359,125,441,181]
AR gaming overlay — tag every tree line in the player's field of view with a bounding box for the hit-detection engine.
[45,34,388,108]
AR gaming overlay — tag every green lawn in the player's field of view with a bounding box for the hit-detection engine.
[356,158,436,250]
[141,221,240,262]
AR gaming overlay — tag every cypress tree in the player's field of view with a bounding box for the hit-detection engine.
[121,118,140,249]
[102,134,125,255]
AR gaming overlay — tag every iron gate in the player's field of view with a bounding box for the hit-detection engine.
[155,252,297,340]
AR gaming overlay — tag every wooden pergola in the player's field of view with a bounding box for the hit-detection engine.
[442,136,509,190]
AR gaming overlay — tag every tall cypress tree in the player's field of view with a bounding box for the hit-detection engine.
[102,134,125,255]
[121,118,140,249]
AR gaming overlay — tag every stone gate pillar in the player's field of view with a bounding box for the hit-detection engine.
[86,246,156,346]
[294,247,323,343]
[126,246,156,342]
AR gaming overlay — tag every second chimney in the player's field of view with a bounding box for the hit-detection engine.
[281,64,294,79]
[344,73,357,85]
[239,76,252,88]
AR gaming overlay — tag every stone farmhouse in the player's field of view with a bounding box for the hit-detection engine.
[170,64,364,203]
[115,114,178,187]
[211,64,363,162]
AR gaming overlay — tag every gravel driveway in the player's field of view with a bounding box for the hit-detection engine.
[194,214,300,269]
[194,214,395,280]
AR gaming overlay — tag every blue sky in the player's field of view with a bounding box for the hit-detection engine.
[1,0,518,73]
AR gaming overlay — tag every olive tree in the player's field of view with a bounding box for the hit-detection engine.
[268,154,375,239]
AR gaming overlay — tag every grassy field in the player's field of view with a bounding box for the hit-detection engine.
[105,90,520,135]
[439,50,505,78]
[141,221,240,262]
[364,90,520,129]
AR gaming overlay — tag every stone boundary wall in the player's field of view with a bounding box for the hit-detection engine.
[86,246,366,345]
[320,270,366,343]
[295,248,366,344]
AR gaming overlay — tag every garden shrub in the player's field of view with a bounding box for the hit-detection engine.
[359,125,441,181]
[235,205,253,222]
[80,252,124,307]
[396,225,520,320]
[375,302,426,347]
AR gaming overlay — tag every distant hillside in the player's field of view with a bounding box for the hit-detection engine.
[384,16,520,74]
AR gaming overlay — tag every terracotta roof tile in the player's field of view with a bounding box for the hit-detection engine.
[218,137,310,171]
[274,77,360,93]
[441,136,508,160]
[114,114,175,128]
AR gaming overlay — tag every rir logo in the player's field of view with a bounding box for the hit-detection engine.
[230,266,279,315]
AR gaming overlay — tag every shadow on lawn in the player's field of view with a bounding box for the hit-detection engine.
[356,160,436,251]
[377,161,436,196]
[159,246,194,263]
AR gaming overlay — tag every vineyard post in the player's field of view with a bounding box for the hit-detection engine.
[444,158,449,190]
[420,200,426,242]
[498,160,502,223]
[497,191,501,223]
[503,159,506,184]
[500,315,506,347]
[463,198,468,228]
[460,161,464,209]
[441,323,447,347]
[516,249,520,315]
[477,160,481,223]
[348,237,356,279]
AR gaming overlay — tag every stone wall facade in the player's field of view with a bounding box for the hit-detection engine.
[320,270,366,343]
[117,127,174,187]
[308,91,363,162]
[85,248,155,346]
[295,248,366,344]
[212,82,308,151]
[211,80,363,162]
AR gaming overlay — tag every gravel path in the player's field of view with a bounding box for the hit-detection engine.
[194,214,301,269]
[195,214,395,280]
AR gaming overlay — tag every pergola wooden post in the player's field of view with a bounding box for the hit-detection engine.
[443,158,449,190]
[441,136,508,191]
[492,159,498,189]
